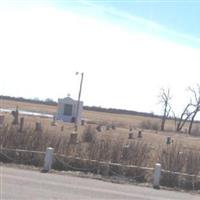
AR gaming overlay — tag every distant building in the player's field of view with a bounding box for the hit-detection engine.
[56,96,83,123]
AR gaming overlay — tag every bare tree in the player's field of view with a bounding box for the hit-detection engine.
[175,103,193,132]
[187,85,200,134]
[159,88,172,131]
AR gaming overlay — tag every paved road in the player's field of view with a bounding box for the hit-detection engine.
[0,166,199,200]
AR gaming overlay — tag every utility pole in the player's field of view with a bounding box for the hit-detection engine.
[75,72,84,132]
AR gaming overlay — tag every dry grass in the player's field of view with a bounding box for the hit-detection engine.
[0,99,56,114]
[159,143,200,189]
[0,99,176,129]
[1,99,200,189]
[1,99,200,150]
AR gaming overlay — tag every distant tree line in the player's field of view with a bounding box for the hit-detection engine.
[0,95,57,106]
[0,95,160,118]
[83,106,159,118]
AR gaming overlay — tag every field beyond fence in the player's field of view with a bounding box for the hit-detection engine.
[0,123,200,191]
[0,99,200,191]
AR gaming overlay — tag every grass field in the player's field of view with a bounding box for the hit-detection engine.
[0,99,182,129]
[1,99,200,189]
[1,98,200,151]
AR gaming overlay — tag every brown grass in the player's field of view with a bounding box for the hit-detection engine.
[1,99,200,189]
[1,99,200,150]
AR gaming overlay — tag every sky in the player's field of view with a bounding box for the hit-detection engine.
[0,0,200,116]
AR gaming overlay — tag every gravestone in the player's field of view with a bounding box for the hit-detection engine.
[35,122,42,132]
[0,115,5,126]
[111,125,116,130]
[138,130,142,138]
[69,132,78,144]
[19,117,24,132]
[51,116,57,126]
[56,97,83,124]
[129,133,133,139]
[96,125,102,132]
[81,119,85,126]
[166,137,171,145]
[106,125,110,131]
[12,108,19,125]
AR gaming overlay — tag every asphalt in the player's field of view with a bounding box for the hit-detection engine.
[0,166,199,200]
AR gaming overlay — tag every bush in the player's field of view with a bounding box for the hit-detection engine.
[139,120,159,130]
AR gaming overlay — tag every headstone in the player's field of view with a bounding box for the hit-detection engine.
[51,116,57,126]
[138,130,142,138]
[111,125,116,130]
[69,132,78,144]
[71,117,76,123]
[96,125,102,132]
[106,125,110,131]
[35,122,42,132]
[12,108,19,125]
[81,119,85,126]
[19,117,24,132]
[166,137,171,145]
[129,133,133,139]
[0,115,5,126]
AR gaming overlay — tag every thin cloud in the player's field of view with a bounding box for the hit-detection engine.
[78,0,200,45]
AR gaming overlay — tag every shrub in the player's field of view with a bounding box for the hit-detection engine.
[139,120,159,130]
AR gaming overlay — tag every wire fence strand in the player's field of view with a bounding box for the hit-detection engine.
[1,146,200,188]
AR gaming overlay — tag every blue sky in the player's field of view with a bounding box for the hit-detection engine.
[49,0,200,47]
[0,0,200,115]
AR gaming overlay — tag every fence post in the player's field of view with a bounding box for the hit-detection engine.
[153,163,161,189]
[42,147,54,172]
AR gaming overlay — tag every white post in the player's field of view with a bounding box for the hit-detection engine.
[43,147,54,172]
[153,163,161,189]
